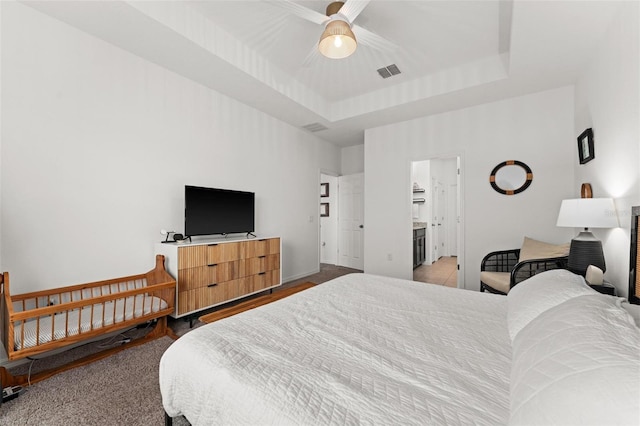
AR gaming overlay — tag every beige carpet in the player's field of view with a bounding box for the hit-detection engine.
[0,336,189,426]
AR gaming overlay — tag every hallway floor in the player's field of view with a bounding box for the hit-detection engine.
[413,256,457,288]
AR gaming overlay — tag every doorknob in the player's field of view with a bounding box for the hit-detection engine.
[359,224,364,229]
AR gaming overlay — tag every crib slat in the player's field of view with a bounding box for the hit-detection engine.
[36,316,40,346]
[65,310,70,338]
[77,301,82,336]
[133,291,138,320]
[112,294,117,325]
[20,319,25,350]
[101,285,106,326]
[90,302,95,331]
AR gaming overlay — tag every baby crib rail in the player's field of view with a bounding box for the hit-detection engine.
[1,255,175,361]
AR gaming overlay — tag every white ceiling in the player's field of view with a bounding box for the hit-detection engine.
[23,1,624,147]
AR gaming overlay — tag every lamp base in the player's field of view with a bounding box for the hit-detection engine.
[567,231,606,276]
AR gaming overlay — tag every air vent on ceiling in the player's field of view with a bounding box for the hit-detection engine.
[377,64,401,79]
[302,122,328,132]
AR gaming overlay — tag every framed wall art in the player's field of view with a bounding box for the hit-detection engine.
[320,182,329,197]
[577,128,594,164]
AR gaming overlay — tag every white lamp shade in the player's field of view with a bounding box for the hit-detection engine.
[556,198,619,229]
[318,20,357,59]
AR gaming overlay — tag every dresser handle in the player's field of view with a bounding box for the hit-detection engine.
[258,272,266,275]
[207,243,218,247]
[207,263,217,267]
[258,255,266,259]
[207,283,218,288]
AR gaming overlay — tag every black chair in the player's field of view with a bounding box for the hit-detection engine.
[480,248,568,295]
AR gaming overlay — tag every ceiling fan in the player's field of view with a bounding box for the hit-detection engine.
[270,0,397,60]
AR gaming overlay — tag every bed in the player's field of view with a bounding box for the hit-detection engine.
[1,254,175,361]
[160,269,640,425]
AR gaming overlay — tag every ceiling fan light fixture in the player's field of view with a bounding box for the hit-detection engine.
[318,19,357,59]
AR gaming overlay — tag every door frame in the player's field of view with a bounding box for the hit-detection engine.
[410,154,464,288]
[318,170,340,268]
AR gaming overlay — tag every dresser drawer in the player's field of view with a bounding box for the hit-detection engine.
[242,238,281,258]
[177,279,241,315]
[177,262,241,291]
[239,254,280,276]
[238,270,280,295]
[207,242,242,263]
[177,245,208,269]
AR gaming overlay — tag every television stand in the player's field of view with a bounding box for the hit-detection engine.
[155,236,282,318]
[221,233,255,239]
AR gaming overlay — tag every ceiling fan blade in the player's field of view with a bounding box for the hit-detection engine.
[353,25,398,53]
[301,43,321,68]
[266,0,328,26]
[339,0,370,23]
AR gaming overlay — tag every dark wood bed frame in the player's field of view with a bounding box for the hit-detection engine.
[629,206,639,304]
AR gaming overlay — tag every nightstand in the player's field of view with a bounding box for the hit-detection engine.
[589,281,617,296]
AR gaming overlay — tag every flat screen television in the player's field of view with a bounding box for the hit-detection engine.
[184,185,255,237]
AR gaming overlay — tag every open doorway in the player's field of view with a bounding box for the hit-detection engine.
[319,172,364,271]
[411,157,461,287]
[320,173,339,266]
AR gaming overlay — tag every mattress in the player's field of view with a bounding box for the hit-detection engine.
[15,294,168,350]
[160,273,511,425]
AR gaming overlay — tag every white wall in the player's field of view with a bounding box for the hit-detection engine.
[341,144,364,175]
[0,3,340,292]
[364,87,576,289]
[573,2,640,297]
[320,174,338,265]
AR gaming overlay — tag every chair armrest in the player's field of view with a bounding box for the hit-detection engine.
[481,249,521,273]
[509,256,569,288]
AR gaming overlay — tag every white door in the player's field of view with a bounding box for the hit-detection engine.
[437,183,445,259]
[431,179,439,262]
[448,183,458,256]
[338,173,364,270]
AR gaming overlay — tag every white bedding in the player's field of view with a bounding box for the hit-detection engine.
[15,295,167,350]
[160,273,511,425]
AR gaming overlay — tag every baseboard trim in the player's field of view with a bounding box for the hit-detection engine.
[283,268,320,284]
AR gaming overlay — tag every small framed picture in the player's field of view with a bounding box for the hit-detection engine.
[577,128,594,164]
[320,182,329,197]
[320,203,329,217]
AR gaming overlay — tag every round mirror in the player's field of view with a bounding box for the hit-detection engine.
[490,161,533,195]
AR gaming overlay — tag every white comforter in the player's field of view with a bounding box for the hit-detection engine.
[160,273,511,425]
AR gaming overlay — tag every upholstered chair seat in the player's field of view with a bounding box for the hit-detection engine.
[480,237,570,295]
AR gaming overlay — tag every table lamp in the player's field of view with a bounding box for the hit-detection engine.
[556,198,618,275]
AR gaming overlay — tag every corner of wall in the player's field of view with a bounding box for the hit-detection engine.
[341,144,365,175]
[572,1,640,297]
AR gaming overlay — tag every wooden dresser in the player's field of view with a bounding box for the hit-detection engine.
[156,237,281,318]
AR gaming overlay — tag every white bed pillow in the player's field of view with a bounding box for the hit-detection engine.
[622,301,640,328]
[510,295,640,425]
[507,269,594,340]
